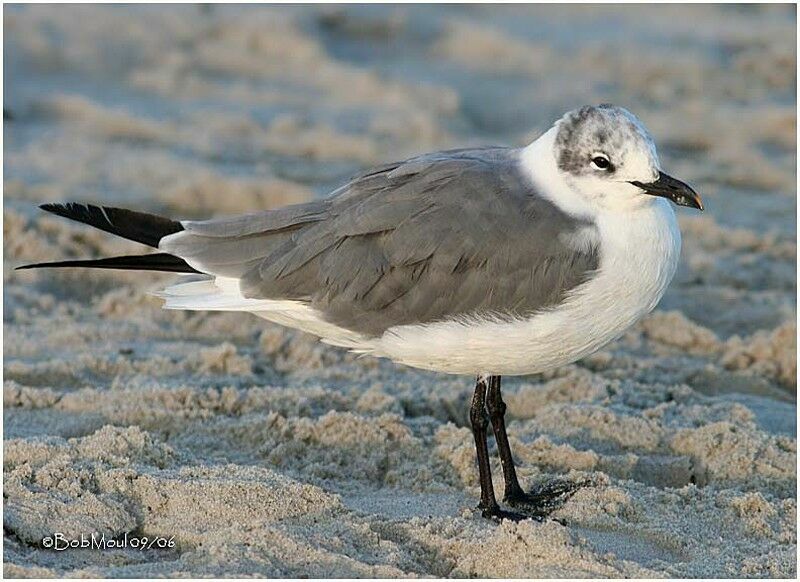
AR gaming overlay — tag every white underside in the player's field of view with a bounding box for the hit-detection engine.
[374,198,680,374]
[156,197,681,376]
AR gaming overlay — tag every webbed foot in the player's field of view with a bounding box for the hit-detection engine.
[504,477,592,519]
[478,502,530,522]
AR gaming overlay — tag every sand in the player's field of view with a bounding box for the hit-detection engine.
[3,4,796,578]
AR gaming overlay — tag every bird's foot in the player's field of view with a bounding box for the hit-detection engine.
[503,477,592,519]
[478,502,530,522]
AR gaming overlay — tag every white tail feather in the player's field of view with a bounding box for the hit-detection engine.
[152,276,375,351]
[154,276,301,312]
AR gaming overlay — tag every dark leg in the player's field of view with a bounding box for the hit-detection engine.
[486,375,590,518]
[486,375,525,499]
[470,376,522,521]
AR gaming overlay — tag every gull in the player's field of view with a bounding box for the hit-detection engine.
[19,104,703,520]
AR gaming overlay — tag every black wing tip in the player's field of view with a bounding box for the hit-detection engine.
[15,263,62,271]
[38,201,89,216]
[14,253,201,274]
[34,202,183,248]
[15,259,80,271]
[40,201,73,210]
[39,202,61,214]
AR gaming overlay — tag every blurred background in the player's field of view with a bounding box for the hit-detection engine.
[3,5,796,578]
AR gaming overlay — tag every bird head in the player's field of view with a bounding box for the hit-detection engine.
[552,104,703,212]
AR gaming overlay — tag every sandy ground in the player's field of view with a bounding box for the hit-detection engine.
[3,4,796,578]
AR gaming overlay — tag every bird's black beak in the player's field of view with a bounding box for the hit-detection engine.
[629,171,704,211]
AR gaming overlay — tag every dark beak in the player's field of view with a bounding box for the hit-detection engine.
[629,171,704,211]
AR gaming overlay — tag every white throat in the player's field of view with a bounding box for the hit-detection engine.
[519,126,597,218]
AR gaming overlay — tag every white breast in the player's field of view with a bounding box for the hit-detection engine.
[375,198,681,375]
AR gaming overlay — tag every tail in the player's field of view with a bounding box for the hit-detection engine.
[16,202,200,273]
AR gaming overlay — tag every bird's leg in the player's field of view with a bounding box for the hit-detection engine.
[470,376,500,515]
[470,375,523,521]
[486,375,589,519]
[485,375,525,499]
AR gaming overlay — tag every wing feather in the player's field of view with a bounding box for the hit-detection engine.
[161,148,600,336]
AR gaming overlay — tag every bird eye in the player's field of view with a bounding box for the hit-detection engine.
[591,155,611,170]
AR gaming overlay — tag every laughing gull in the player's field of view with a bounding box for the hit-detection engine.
[19,104,703,520]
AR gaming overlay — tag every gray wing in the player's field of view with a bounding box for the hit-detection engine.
[165,148,600,336]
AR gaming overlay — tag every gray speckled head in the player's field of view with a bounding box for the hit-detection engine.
[554,104,659,180]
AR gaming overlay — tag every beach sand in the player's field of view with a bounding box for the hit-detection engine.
[3,4,796,577]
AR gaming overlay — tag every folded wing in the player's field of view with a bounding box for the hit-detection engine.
[161,148,601,337]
